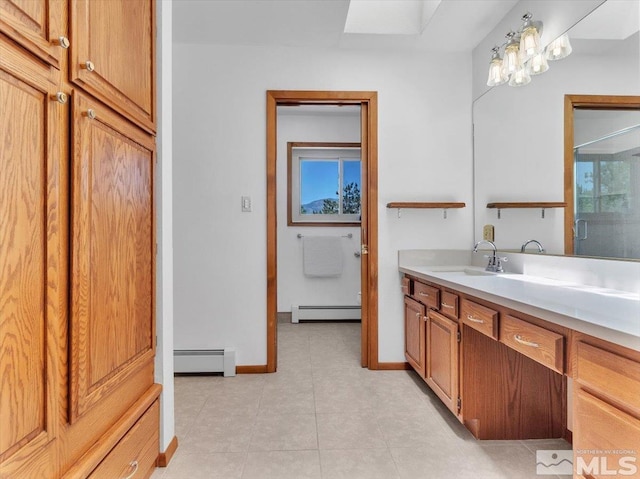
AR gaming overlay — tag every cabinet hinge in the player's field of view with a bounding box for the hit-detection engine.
[457,396,461,412]
[457,330,461,343]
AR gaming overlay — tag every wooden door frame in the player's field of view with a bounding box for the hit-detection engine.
[563,94,640,254]
[266,90,379,372]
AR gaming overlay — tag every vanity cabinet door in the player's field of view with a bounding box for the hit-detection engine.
[404,296,426,377]
[426,310,459,415]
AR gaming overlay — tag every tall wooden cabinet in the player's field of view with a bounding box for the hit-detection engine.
[1,1,160,477]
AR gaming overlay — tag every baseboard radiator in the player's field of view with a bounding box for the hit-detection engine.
[173,348,236,376]
[291,305,361,323]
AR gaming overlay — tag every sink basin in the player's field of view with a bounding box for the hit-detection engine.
[427,266,498,277]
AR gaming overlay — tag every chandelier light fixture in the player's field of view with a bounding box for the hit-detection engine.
[486,12,572,87]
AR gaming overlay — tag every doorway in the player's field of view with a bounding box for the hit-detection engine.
[266,90,378,372]
[564,95,640,258]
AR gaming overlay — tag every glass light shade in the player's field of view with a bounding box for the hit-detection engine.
[527,52,549,75]
[519,25,541,60]
[503,42,522,74]
[508,66,531,87]
[546,33,572,60]
[487,57,508,86]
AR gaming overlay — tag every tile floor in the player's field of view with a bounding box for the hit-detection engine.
[151,321,571,479]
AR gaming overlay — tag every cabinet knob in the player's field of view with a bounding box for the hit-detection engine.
[84,109,97,120]
[53,36,70,49]
[51,92,68,104]
[82,60,95,72]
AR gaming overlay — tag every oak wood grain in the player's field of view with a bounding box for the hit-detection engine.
[70,0,156,131]
[426,310,459,415]
[0,46,62,477]
[460,298,498,340]
[69,92,155,422]
[575,341,640,414]
[386,202,465,209]
[404,297,426,377]
[500,314,564,374]
[0,0,65,69]
[412,281,440,311]
[462,325,565,440]
[574,388,640,478]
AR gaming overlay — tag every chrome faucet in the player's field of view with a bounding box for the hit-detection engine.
[473,240,505,272]
[520,239,545,253]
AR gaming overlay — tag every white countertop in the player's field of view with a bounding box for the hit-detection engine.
[400,264,640,352]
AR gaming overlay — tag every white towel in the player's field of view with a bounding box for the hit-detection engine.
[303,236,343,277]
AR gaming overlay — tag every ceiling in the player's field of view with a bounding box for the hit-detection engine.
[172,0,520,52]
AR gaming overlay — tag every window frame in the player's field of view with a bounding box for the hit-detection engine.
[287,142,361,226]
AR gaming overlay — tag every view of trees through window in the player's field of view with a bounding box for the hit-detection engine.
[300,159,361,216]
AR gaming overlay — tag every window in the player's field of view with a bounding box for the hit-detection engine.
[575,152,634,214]
[288,142,361,225]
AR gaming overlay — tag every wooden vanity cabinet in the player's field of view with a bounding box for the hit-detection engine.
[572,334,640,479]
[404,297,426,377]
[402,275,566,441]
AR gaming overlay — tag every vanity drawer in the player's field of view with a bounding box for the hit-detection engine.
[460,298,498,340]
[440,291,459,319]
[575,341,640,412]
[89,401,159,479]
[413,281,439,310]
[500,315,564,373]
[401,276,411,296]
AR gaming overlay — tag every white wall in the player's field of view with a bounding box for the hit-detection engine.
[277,111,362,312]
[155,0,175,453]
[173,43,473,364]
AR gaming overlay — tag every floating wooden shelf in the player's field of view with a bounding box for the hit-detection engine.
[486,202,567,219]
[386,202,466,219]
[387,202,466,209]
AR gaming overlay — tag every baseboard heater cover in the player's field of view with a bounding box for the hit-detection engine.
[173,348,236,376]
[291,305,361,323]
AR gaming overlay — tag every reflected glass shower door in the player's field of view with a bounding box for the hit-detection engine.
[573,116,640,259]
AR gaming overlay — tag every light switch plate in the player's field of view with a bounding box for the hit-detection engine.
[241,196,252,212]
[483,224,494,242]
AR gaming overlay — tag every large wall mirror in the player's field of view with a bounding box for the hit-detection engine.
[473,0,640,259]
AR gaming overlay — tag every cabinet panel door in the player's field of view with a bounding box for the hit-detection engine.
[70,0,155,132]
[426,310,459,414]
[0,0,65,69]
[0,42,62,477]
[404,297,425,376]
[574,388,640,479]
[69,93,155,422]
